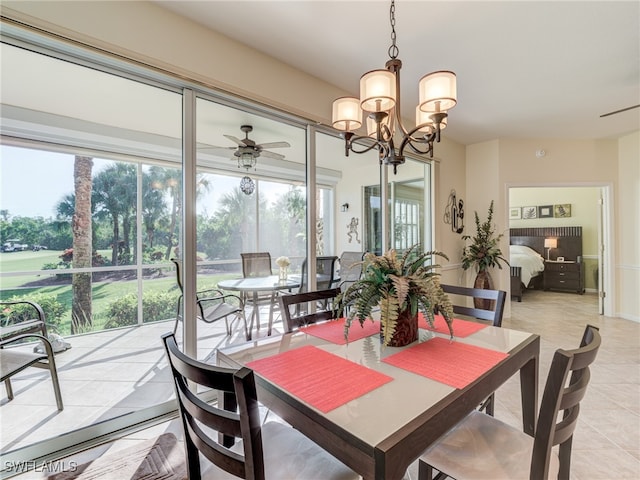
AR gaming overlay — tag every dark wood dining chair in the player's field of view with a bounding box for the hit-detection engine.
[171,259,249,340]
[440,284,507,415]
[0,300,64,411]
[440,284,506,327]
[418,324,601,480]
[161,332,358,480]
[279,288,341,333]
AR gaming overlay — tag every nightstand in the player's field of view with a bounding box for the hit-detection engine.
[543,261,585,294]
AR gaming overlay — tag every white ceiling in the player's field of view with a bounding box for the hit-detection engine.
[154,0,640,146]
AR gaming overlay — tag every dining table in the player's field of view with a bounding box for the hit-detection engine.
[217,318,540,480]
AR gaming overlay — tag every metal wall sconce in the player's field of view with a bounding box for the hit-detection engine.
[341,203,349,212]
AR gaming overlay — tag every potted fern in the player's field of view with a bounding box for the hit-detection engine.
[336,244,454,347]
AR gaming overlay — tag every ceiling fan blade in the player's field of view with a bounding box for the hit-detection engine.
[223,134,247,146]
[257,141,291,149]
[600,104,640,117]
[259,150,286,160]
[199,145,236,156]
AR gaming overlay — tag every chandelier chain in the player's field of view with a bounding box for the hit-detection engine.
[388,0,399,59]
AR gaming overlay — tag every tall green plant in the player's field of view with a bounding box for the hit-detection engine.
[461,200,508,273]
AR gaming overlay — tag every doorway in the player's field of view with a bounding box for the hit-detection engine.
[507,184,612,316]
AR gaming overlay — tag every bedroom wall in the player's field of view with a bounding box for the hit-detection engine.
[509,186,601,291]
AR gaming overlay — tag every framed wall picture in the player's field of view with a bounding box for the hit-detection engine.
[509,207,522,219]
[538,205,553,218]
[554,204,571,218]
[522,206,537,219]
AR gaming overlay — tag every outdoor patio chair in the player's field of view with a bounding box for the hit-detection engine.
[298,256,339,293]
[337,251,365,290]
[162,332,358,480]
[171,259,249,340]
[418,324,601,480]
[0,300,63,410]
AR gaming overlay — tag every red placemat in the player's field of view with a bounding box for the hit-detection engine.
[247,345,393,413]
[382,337,508,389]
[419,313,486,338]
[300,318,380,344]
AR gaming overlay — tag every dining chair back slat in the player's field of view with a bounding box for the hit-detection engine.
[440,284,506,327]
[280,288,341,333]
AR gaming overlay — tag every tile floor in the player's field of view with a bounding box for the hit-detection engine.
[7,290,640,479]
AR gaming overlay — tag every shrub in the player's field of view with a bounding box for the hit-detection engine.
[0,293,68,331]
[104,291,178,329]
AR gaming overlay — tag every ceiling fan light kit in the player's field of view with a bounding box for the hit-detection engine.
[331,0,457,174]
[211,124,290,193]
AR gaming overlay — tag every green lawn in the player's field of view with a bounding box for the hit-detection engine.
[1,250,239,335]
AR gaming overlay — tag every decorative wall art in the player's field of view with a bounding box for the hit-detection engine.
[538,205,553,218]
[509,207,522,219]
[554,204,572,218]
[522,206,538,219]
[347,217,361,243]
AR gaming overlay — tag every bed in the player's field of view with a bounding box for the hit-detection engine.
[509,226,583,301]
[510,245,545,289]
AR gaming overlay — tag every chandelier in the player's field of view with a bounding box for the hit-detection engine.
[331,0,457,174]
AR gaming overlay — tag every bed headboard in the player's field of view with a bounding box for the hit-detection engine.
[510,226,583,262]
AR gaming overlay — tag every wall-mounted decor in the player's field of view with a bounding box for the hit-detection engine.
[554,204,572,218]
[347,217,361,243]
[509,207,522,219]
[444,190,464,234]
[538,205,553,218]
[522,206,537,219]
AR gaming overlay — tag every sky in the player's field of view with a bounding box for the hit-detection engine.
[1,145,291,219]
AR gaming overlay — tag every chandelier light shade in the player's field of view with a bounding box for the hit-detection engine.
[330,0,457,174]
[332,97,362,131]
[418,70,457,113]
[360,69,396,112]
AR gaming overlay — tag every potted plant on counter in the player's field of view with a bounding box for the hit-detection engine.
[336,244,454,347]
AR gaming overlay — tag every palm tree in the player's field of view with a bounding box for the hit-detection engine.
[71,156,93,333]
[142,168,168,249]
[217,186,255,256]
[93,163,136,265]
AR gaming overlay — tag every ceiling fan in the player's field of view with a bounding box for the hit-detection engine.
[599,104,640,118]
[203,124,291,170]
